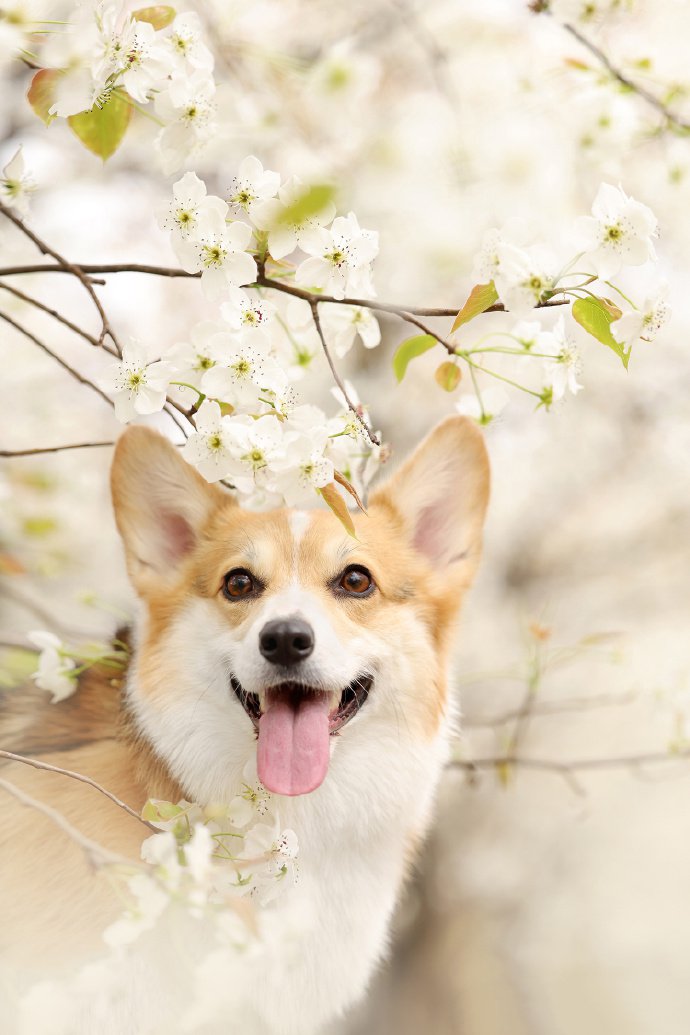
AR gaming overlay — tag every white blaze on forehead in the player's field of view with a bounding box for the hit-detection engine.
[289,509,312,547]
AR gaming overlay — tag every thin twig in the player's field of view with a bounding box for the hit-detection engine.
[450,748,690,776]
[0,200,122,351]
[0,310,115,410]
[463,691,637,729]
[557,18,690,132]
[0,279,118,356]
[0,749,157,832]
[0,441,116,457]
[0,776,137,870]
[309,299,380,446]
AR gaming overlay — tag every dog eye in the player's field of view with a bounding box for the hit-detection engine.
[338,566,374,596]
[223,569,256,599]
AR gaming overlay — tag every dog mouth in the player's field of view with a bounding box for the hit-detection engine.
[230,674,372,736]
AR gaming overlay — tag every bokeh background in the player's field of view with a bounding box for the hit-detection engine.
[2,2,690,1033]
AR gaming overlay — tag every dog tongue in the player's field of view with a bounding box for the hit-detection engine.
[257,689,331,796]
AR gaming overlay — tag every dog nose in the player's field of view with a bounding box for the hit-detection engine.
[259,618,314,666]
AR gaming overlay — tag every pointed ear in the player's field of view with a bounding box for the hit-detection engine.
[369,416,490,579]
[111,426,227,594]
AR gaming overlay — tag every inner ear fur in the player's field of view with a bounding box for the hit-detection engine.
[369,415,490,580]
[111,426,228,594]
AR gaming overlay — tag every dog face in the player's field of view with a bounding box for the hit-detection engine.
[111,417,489,802]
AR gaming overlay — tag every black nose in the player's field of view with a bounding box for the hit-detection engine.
[259,618,315,667]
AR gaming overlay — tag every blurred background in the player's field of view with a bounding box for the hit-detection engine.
[2,2,690,1033]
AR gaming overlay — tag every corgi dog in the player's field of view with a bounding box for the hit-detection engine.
[0,415,489,1034]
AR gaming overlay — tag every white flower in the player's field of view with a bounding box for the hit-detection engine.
[576,183,658,280]
[158,171,228,244]
[611,288,671,348]
[472,227,503,284]
[220,287,276,346]
[103,873,169,947]
[166,12,213,72]
[221,414,287,496]
[227,759,273,827]
[252,175,337,260]
[165,320,223,389]
[494,243,553,317]
[273,428,334,506]
[27,630,77,703]
[140,830,182,890]
[456,387,509,424]
[201,337,288,411]
[538,316,583,401]
[99,340,173,423]
[295,212,378,300]
[511,320,542,350]
[241,822,299,902]
[320,304,381,358]
[155,72,217,174]
[0,147,34,214]
[181,400,236,483]
[226,155,280,217]
[184,823,214,885]
[175,218,257,301]
[118,19,172,104]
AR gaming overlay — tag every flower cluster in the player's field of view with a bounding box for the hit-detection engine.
[99,157,382,509]
[105,759,299,947]
[28,630,128,702]
[27,2,217,172]
[451,182,667,422]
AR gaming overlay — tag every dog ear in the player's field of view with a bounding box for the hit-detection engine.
[111,426,227,594]
[369,416,490,577]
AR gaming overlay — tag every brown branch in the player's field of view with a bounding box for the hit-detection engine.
[0,777,136,870]
[0,749,157,833]
[556,17,690,132]
[308,299,380,446]
[0,280,118,356]
[0,200,122,351]
[463,691,637,729]
[0,310,115,410]
[0,441,115,457]
[0,262,569,319]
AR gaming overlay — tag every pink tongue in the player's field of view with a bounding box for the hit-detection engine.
[257,690,332,796]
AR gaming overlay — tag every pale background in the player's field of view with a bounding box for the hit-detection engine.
[1,3,690,1034]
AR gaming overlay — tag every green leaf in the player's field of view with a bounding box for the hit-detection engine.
[27,68,60,125]
[451,281,499,333]
[318,483,357,539]
[571,296,629,369]
[141,799,184,823]
[67,92,133,160]
[132,5,176,28]
[278,184,336,226]
[392,334,437,383]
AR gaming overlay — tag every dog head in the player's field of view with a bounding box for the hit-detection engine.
[111,417,489,802]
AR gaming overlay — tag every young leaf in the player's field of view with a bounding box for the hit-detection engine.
[319,482,357,538]
[67,93,133,160]
[132,5,176,28]
[334,470,367,513]
[392,334,436,382]
[451,281,499,333]
[571,296,629,369]
[278,184,336,226]
[27,69,60,125]
[434,361,462,392]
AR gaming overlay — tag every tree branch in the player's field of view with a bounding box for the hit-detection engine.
[556,17,690,132]
[450,748,690,779]
[0,748,157,832]
[0,200,122,351]
[308,299,380,445]
[0,310,116,410]
[0,776,137,870]
[0,441,116,458]
[0,279,117,356]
